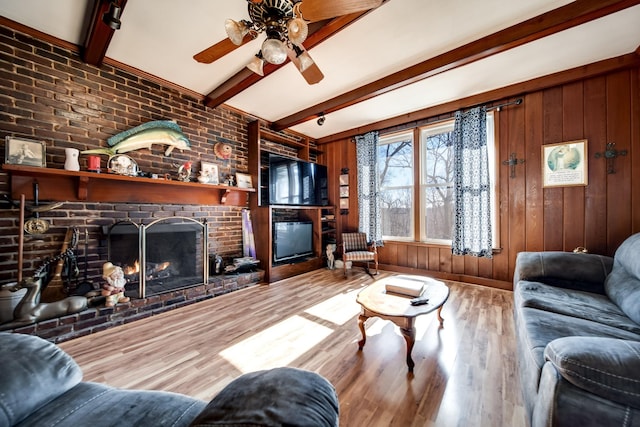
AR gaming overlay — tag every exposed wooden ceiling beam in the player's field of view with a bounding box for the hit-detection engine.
[203,9,381,109]
[83,0,127,66]
[317,53,640,144]
[272,0,640,131]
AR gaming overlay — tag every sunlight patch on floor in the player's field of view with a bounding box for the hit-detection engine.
[304,288,361,325]
[219,315,333,373]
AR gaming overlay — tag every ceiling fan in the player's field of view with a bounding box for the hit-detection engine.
[193,0,383,85]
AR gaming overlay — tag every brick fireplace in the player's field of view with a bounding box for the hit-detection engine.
[0,23,294,341]
[106,217,208,299]
[0,198,264,342]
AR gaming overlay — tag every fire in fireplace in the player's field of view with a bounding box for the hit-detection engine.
[105,218,208,298]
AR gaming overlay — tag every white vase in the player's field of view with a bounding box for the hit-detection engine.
[64,148,80,171]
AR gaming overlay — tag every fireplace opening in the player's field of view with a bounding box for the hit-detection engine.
[106,218,208,298]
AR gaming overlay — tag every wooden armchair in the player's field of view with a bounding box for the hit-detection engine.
[341,232,378,277]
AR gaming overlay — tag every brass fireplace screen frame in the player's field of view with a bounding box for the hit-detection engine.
[105,217,209,298]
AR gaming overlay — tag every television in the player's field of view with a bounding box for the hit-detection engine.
[268,154,328,206]
[273,221,313,263]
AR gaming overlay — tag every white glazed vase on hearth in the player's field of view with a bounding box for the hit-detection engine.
[64,148,80,171]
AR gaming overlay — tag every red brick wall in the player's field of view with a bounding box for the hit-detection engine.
[0,24,253,285]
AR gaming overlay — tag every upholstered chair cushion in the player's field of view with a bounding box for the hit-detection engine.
[605,233,640,325]
[0,333,83,426]
[344,251,376,262]
[343,233,369,252]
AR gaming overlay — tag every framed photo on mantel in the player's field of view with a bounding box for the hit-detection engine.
[4,136,46,167]
[236,172,253,189]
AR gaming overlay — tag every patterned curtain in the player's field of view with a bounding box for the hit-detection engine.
[355,131,383,246]
[452,106,492,258]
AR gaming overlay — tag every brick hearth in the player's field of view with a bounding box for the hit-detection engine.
[3,270,263,343]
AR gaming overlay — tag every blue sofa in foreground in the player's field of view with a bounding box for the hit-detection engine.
[513,233,640,427]
[0,332,339,427]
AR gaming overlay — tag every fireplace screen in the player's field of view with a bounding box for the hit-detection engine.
[106,217,208,298]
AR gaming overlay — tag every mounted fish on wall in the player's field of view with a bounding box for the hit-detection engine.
[82,120,191,158]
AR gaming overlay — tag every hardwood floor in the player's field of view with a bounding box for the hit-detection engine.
[59,269,526,427]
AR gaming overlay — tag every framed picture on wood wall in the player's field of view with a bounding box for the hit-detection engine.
[4,137,46,167]
[542,140,588,188]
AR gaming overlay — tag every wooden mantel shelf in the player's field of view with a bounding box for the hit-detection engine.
[2,164,254,206]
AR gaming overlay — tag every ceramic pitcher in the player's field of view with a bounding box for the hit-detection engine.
[64,148,80,171]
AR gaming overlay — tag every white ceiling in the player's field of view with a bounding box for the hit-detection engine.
[1,0,639,140]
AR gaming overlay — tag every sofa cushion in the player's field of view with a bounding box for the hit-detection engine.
[0,333,83,426]
[514,307,640,421]
[18,382,206,427]
[545,337,640,409]
[514,252,612,294]
[515,307,640,372]
[606,233,640,325]
[190,367,339,427]
[515,281,640,334]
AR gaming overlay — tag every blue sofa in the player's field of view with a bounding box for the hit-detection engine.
[513,233,640,427]
[0,332,339,427]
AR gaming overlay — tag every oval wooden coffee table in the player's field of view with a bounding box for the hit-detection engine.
[356,275,450,372]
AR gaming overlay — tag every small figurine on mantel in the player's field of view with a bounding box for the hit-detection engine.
[101,262,130,307]
[225,174,235,186]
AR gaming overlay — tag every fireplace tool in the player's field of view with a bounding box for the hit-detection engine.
[22,182,64,235]
[3,187,63,236]
[74,229,95,296]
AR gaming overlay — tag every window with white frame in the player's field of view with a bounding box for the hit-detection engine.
[378,112,497,245]
[420,120,456,244]
[377,131,414,240]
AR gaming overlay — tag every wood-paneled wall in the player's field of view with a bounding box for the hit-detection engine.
[319,66,640,288]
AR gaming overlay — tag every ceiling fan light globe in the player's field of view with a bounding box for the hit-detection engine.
[262,38,287,64]
[225,19,248,45]
[297,50,314,72]
[287,18,308,45]
[247,56,265,76]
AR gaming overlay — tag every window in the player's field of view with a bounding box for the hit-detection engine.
[420,121,455,244]
[378,112,496,245]
[377,131,414,240]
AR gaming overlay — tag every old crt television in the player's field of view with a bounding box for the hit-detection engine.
[268,154,328,206]
[273,221,313,263]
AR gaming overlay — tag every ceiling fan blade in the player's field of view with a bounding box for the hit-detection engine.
[193,33,255,64]
[299,61,324,85]
[298,0,383,22]
[288,48,324,85]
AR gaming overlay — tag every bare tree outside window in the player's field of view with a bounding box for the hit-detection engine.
[421,124,455,242]
[377,133,413,239]
[377,115,496,246]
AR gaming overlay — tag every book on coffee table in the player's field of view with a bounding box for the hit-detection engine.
[385,278,426,297]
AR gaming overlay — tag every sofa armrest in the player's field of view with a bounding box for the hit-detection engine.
[0,333,83,426]
[514,251,613,294]
[544,336,640,409]
[190,367,339,427]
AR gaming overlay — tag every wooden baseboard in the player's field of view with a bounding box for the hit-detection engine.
[377,264,512,290]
